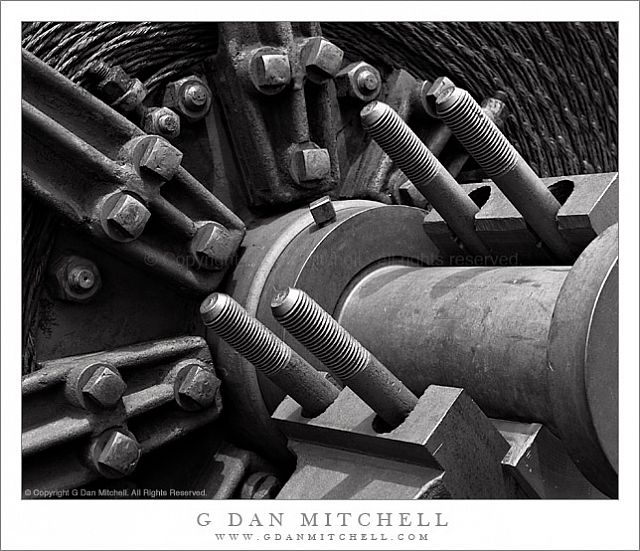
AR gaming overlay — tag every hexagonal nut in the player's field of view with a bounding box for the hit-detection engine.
[81,364,127,408]
[175,364,221,411]
[139,136,183,180]
[249,51,291,94]
[52,256,102,303]
[420,76,456,118]
[93,430,141,478]
[240,472,282,499]
[301,37,344,84]
[163,76,212,122]
[105,193,151,241]
[289,147,331,187]
[96,65,131,103]
[335,61,382,102]
[142,107,181,139]
[112,78,147,112]
[309,196,336,227]
[191,222,236,271]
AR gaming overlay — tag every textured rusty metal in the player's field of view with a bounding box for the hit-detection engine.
[22,50,244,295]
[22,336,222,493]
[210,23,341,207]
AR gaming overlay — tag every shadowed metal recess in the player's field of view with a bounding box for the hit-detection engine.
[21,22,618,501]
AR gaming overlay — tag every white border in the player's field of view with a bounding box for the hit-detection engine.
[2,2,638,550]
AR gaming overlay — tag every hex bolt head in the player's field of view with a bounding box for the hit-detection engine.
[240,472,282,499]
[51,256,102,302]
[301,37,344,84]
[249,52,292,94]
[421,76,456,118]
[336,62,382,102]
[289,146,331,187]
[105,193,151,241]
[163,76,212,122]
[191,222,235,271]
[142,107,181,139]
[184,82,209,110]
[175,364,221,411]
[81,365,127,408]
[92,429,141,479]
[309,196,336,227]
[139,136,183,180]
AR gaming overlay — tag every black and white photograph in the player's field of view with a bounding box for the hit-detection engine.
[2,2,638,550]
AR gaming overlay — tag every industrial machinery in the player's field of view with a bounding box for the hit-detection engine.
[22,22,618,499]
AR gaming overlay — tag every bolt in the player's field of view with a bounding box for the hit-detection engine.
[240,472,282,499]
[184,83,209,109]
[52,256,102,302]
[104,193,151,241]
[175,363,221,411]
[271,288,418,428]
[142,107,181,139]
[335,61,382,102]
[435,86,573,262]
[250,52,291,94]
[163,76,212,122]
[289,146,331,187]
[191,222,236,271]
[360,101,489,256]
[81,364,127,408]
[68,266,95,292]
[301,37,344,84]
[92,429,141,478]
[309,196,336,227]
[420,76,456,118]
[200,293,339,417]
[138,136,183,180]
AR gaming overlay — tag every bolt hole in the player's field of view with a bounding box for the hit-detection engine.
[371,415,394,434]
[547,179,574,206]
[467,185,492,209]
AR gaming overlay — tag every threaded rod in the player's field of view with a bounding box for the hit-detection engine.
[200,293,339,417]
[271,288,418,428]
[436,86,573,262]
[360,101,489,257]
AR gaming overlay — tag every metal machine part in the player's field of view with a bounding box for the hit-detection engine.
[21,22,619,501]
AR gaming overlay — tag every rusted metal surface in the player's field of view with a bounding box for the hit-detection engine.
[210,23,342,207]
[22,336,222,494]
[423,172,618,263]
[22,50,245,295]
[337,225,618,496]
[274,385,510,499]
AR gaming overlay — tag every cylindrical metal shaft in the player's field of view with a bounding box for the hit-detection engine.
[336,224,618,496]
[200,293,339,417]
[435,86,573,262]
[360,101,489,256]
[271,287,418,428]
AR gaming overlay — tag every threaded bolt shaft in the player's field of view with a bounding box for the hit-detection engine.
[271,288,418,428]
[200,293,339,417]
[360,101,489,257]
[436,86,573,262]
